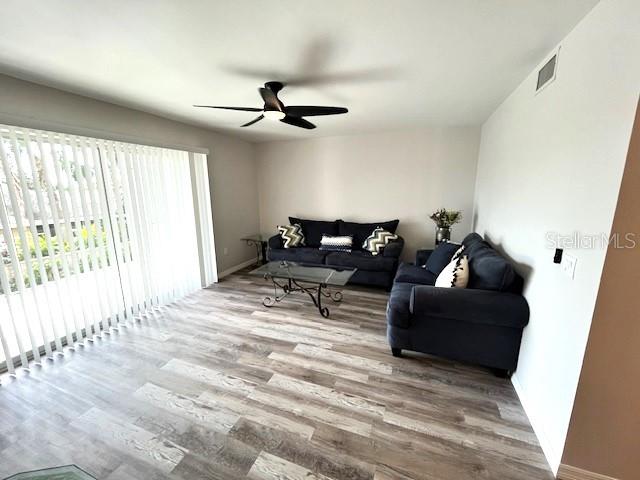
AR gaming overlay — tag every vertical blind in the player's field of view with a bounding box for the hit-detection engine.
[191,152,217,287]
[0,124,213,375]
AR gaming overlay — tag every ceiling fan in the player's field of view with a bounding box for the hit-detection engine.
[194,81,348,129]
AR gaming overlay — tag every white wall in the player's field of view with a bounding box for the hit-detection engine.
[473,0,640,472]
[0,74,259,274]
[256,128,480,259]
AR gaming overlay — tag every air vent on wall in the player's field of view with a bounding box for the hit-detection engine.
[536,48,560,93]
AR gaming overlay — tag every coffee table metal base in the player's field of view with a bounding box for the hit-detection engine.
[263,275,343,318]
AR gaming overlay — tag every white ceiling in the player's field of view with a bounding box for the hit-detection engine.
[0,0,598,142]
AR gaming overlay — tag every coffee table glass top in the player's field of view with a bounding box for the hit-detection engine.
[250,261,356,286]
[3,465,97,479]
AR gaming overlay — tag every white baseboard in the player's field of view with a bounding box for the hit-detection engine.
[557,464,619,480]
[217,257,258,279]
[511,374,561,474]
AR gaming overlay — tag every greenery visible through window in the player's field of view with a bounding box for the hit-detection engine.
[0,224,111,294]
[0,134,129,295]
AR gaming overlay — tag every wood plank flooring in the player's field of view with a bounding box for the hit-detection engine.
[0,270,553,480]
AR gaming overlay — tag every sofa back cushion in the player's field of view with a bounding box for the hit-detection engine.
[467,242,516,292]
[289,217,339,247]
[461,232,484,249]
[338,219,399,249]
[424,241,460,275]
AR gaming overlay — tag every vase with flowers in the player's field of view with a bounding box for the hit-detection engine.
[429,208,462,244]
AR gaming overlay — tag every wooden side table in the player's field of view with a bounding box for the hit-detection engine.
[241,234,268,265]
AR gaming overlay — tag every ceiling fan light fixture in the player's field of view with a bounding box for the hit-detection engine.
[263,110,286,120]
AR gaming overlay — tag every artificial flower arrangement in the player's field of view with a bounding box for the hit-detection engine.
[429,208,462,228]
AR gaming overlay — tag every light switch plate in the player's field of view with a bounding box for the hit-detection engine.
[561,253,577,279]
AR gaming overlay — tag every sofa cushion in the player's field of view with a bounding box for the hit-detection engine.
[268,247,328,264]
[386,282,414,328]
[325,250,397,272]
[289,217,339,248]
[424,241,460,274]
[338,219,399,248]
[394,263,437,285]
[467,244,516,292]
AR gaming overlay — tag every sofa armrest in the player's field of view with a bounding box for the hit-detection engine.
[410,285,529,328]
[268,233,283,250]
[415,249,434,266]
[383,236,405,257]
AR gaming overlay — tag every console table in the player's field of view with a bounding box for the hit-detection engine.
[241,234,268,265]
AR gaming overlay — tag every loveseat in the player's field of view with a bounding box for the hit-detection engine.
[267,217,404,289]
[386,233,529,376]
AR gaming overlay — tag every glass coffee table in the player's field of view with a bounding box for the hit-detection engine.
[249,261,357,318]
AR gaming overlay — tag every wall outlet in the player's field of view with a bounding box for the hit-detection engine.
[561,253,577,279]
[223,247,228,256]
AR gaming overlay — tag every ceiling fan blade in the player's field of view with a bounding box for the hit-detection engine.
[283,68,400,87]
[193,105,263,112]
[259,87,283,112]
[280,116,316,130]
[241,115,264,127]
[284,106,348,117]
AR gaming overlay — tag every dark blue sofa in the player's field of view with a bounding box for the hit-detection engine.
[386,233,529,376]
[267,217,404,289]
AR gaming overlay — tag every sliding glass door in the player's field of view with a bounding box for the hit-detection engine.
[0,124,210,374]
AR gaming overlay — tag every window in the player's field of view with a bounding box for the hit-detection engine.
[0,124,213,373]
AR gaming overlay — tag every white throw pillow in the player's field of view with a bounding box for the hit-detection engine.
[435,255,469,288]
[319,235,353,252]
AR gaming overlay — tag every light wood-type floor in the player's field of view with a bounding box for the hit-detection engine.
[0,271,553,480]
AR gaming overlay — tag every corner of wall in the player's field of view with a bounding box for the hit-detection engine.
[511,373,561,474]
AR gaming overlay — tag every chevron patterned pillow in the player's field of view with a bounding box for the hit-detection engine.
[277,223,305,248]
[363,227,399,256]
[319,234,353,252]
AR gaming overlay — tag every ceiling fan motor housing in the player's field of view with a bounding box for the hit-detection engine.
[264,81,284,94]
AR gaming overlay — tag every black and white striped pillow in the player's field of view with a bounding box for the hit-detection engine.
[363,227,398,256]
[319,235,353,252]
[277,223,305,248]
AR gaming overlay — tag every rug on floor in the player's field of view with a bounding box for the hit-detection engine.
[3,465,96,480]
